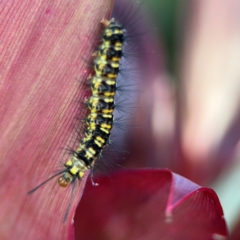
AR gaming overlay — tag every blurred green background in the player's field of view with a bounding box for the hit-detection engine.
[146,0,186,73]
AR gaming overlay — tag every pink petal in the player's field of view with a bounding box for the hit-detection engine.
[75,169,228,240]
[0,0,113,239]
[180,0,240,182]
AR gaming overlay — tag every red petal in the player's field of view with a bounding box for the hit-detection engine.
[0,0,113,239]
[75,169,228,240]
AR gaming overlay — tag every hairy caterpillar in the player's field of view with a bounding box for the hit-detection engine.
[28,18,125,195]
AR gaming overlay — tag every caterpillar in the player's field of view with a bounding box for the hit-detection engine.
[28,19,125,192]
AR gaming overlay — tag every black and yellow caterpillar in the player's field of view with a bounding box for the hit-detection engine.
[28,18,125,192]
[58,19,124,187]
